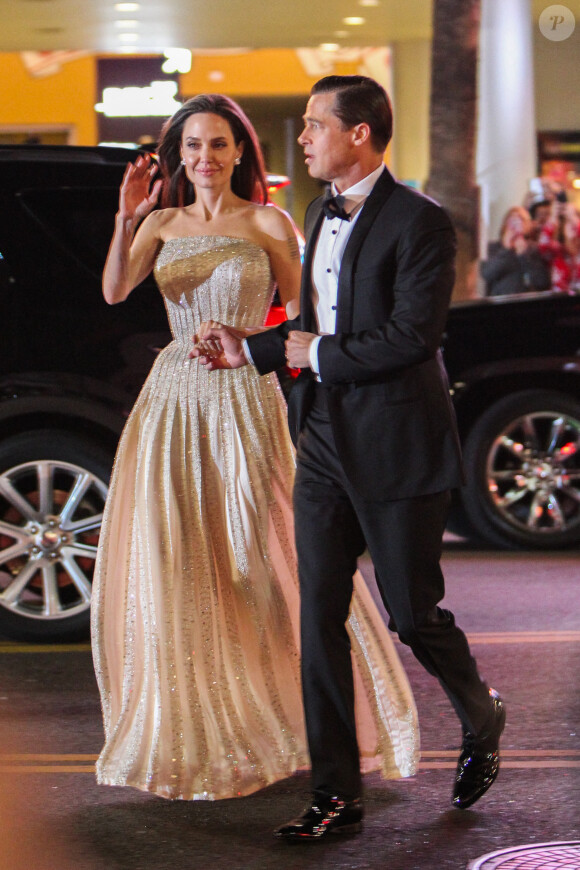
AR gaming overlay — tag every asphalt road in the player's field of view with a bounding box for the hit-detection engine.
[1,539,579,870]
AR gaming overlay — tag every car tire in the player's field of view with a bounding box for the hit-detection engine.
[461,390,580,549]
[0,430,112,642]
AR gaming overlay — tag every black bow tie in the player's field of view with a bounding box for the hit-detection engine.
[322,193,351,221]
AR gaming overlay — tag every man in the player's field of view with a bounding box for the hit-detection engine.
[192,75,505,841]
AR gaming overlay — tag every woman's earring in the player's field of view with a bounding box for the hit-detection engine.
[234,157,241,165]
[181,158,186,166]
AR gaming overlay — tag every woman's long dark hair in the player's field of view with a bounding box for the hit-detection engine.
[156,94,269,208]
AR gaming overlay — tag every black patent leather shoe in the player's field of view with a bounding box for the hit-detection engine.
[452,689,506,809]
[274,795,363,841]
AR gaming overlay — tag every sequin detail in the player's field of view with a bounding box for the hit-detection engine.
[91,235,418,801]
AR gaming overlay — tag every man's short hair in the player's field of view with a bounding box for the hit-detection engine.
[311,75,393,153]
[529,198,551,219]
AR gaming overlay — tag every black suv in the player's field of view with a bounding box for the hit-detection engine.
[443,290,580,552]
[1,145,579,642]
[0,145,169,642]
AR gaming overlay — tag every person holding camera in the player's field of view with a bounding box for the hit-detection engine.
[480,206,551,296]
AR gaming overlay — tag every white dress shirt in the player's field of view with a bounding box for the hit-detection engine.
[242,164,385,372]
[308,164,385,375]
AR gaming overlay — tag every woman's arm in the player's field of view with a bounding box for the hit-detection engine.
[255,205,302,319]
[102,153,163,305]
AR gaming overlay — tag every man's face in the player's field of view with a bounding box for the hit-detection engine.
[297,92,357,187]
[534,204,551,227]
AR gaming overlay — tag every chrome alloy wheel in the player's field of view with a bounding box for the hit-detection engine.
[0,458,107,622]
[486,410,580,538]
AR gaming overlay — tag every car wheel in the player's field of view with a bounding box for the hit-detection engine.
[0,431,112,642]
[461,390,580,549]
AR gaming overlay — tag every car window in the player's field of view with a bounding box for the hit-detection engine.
[16,187,121,280]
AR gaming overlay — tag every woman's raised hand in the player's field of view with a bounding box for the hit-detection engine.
[119,152,163,222]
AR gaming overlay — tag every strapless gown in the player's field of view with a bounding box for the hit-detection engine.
[91,235,419,800]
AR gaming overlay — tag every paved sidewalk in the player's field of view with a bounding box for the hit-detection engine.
[1,546,579,869]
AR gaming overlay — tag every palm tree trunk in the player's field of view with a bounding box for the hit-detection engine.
[425,0,481,299]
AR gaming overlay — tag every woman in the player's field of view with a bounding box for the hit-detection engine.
[480,206,551,297]
[91,94,419,801]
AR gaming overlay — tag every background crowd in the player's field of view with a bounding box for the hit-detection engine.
[480,178,580,296]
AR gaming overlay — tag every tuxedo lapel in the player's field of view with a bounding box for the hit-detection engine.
[301,202,325,333]
[300,169,397,334]
[335,169,397,332]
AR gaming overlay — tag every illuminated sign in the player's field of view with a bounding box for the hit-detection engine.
[95,80,182,117]
[97,56,181,145]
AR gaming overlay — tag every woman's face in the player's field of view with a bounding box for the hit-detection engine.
[180,112,243,191]
[505,211,529,238]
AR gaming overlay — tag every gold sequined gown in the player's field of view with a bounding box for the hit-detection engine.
[91,235,419,801]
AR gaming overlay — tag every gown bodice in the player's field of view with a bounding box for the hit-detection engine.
[154,235,275,343]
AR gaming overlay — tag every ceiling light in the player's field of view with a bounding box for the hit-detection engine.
[118,32,139,41]
[115,19,139,27]
[359,0,380,5]
[115,3,140,10]
[320,43,340,51]
[343,16,365,25]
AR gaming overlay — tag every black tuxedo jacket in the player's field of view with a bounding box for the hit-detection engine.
[247,168,464,500]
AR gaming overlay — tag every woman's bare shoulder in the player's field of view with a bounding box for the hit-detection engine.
[143,206,184,237]
[251,202,297,240]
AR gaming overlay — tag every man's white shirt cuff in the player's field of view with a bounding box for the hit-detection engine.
[309,335,322,375]
[241,338,254,366]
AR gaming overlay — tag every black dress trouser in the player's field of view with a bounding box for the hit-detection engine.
[293,385,492,801]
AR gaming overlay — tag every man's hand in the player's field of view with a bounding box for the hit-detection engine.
[190,323,248,370]
[285,330,317,370]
